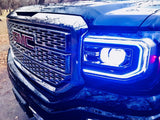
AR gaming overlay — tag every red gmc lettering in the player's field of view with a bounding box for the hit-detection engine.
[12,31,21,43]
[12,31,34,50]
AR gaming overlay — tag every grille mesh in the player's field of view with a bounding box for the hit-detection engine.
[8,21,71,51]
[8,20,71,85]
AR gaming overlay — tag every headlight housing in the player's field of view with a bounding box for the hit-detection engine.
[82,35,156,80]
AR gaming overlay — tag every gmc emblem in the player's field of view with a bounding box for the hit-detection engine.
[12,30,35,50]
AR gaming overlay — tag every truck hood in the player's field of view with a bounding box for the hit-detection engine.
[9,0,160,29]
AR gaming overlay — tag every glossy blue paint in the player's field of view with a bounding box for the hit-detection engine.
[9,0,160,28]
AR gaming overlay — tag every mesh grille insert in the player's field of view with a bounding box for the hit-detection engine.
[8,20,71,86]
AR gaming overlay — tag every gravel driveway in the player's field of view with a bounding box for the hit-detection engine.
[0,66,29,120]
[0,13,29,120]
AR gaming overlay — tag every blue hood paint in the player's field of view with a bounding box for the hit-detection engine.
[11,1,160,30]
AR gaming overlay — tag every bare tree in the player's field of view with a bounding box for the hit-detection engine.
[7,0,11,12]
[0,0,2,15]
[38,0,45,4]
[35,0,38,4]
[0,7,2,16]
[58,0,64,3]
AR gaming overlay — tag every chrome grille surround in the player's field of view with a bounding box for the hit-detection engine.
[8,20,71,86]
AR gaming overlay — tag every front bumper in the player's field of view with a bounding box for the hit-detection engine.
[7,49,160,120]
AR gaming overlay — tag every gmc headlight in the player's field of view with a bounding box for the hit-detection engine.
[100,48,126,67]
[82,35,156,80]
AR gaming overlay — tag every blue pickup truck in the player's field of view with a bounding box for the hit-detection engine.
[7,0,160,119]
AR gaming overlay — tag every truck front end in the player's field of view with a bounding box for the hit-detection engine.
[7,1,160,120]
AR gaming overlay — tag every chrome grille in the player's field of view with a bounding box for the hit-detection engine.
[8,20,71,85]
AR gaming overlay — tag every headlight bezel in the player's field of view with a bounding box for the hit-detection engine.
[82,35,156,80]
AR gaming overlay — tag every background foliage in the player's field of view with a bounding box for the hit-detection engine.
[0,0,82,15]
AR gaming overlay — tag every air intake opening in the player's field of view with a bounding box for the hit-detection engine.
[16,12,37,17]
